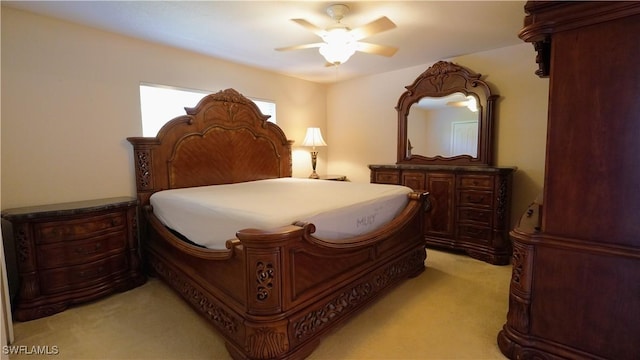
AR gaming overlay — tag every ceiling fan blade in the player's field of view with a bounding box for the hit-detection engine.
[356,42,398,57]
[275,43,323,52]
[291,19,325,37]
[350,16,396,40]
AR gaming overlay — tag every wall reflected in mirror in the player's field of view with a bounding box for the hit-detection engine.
[407,92,480,158]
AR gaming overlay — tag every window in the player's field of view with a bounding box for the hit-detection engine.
[139,84,276,137]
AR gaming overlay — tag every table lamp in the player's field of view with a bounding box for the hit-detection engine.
[301,127,327,179]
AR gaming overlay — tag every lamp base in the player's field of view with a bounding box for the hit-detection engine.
[308,151,320,179]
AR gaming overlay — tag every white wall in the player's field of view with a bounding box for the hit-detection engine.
[326,43,549,226]
[1,7,327,209]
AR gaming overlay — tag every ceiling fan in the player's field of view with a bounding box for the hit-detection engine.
[447,96,479,112]
[275,3,398,66]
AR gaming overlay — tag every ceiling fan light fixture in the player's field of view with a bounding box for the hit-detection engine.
[319,41,357,65]
[466,95,478,112]
[277,3,397,66]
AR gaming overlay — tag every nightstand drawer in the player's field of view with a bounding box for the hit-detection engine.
[36,233,127,269]
[458,175,494,190]
[458,190,493,207]
[39,254,128,294]
[458,208,492,225]
[35,212,126,244]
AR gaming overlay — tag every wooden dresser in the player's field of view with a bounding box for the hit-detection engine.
[373,60,516,265]
[370,165,514,265]
[497,2,640,359]
[2,197,146,321]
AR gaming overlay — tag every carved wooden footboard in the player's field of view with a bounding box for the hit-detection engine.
[142,191,426,359]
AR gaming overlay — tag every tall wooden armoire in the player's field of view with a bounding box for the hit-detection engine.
[497,2,640,360]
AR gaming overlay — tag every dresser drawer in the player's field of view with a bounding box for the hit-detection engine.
[374,171,400,185]
[402,171,426,191]
[458,207,492,225]
[458,190,493,207]
[39,254,128,295]
[458,175,494,190]
[36,233,127,269]
[35,212,126,244]
[458,224,492,243]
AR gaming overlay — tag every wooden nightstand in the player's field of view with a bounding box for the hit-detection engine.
[1,197,146,321]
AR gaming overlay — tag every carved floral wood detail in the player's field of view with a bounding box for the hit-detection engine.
[496,176,508,224]
[256,261,275,301]
[505,238,533,335]
[511,245,525,286]
[15,224,30,264]
[291,248,425,344]
[417,61,481,90]
[134,149,152,191]
[185,88,268,118]
[149,257,241,340]
[247,251,282,314]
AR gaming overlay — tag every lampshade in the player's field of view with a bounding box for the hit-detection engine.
[301,127,327,148]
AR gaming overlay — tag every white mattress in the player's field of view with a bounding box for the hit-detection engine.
[150,178,412,249]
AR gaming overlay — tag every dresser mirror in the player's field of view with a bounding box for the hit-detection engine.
[397,61,497,166]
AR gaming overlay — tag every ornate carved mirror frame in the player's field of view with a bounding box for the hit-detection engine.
[397,61,498,166]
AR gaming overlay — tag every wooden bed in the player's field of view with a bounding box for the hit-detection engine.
[127,88,427,360]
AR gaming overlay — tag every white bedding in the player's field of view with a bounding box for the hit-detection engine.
[150,178,413,249]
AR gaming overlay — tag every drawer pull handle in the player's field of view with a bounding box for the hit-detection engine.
[76,243,102,255]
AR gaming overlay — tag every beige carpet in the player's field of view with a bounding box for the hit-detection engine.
[9,249,511,359]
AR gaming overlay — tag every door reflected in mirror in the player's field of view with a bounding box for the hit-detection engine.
[407,92,480,158]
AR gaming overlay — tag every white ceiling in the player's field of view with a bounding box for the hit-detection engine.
[4,1,527,83]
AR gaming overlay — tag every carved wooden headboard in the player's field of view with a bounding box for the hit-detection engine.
[127,88,293,206]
